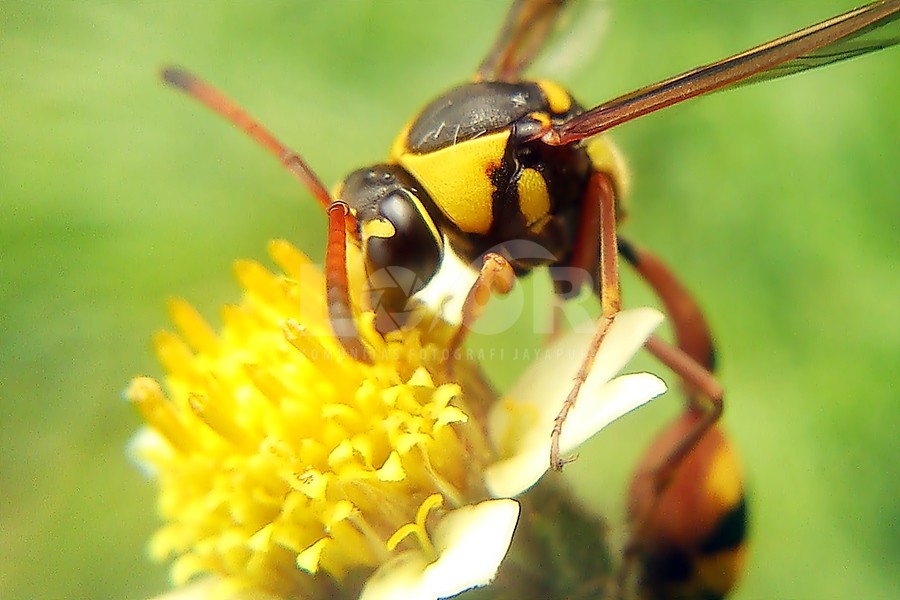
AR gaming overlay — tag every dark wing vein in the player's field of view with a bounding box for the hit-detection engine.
[547,1,900,145]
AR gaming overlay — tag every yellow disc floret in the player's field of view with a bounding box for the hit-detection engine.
[128,240,491,599]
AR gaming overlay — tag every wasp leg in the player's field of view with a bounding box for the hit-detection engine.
[543,294,567,346]
[619,336,728,600]
[550,171,622,471]
[617,240,725,481]
[543,161,600,343]
[642,336,724,472]
[446,252,516,377]
[476,0,567,82]
[618,238,715,393]
[615,241,734,597]
[326,202,371,363]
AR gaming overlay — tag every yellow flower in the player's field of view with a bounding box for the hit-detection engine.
[129,240,666,600]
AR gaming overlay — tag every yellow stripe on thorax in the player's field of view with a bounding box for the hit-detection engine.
[397,130,511,235]
[536,80,572,114]
[517,167,551,232]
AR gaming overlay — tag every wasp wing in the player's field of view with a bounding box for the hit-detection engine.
[545,0,900,145]
[477,0,569,82]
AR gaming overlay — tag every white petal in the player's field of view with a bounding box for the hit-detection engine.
[483,447,547,499]
[424,498,520,596]
[127,427,169,479]
[483,374,665,497]
[360,553,432,600]
[558,372,667,455]
[486,308,664,497]
[580,307,665,393]
[490,307,664,447]
[360,500,520,600]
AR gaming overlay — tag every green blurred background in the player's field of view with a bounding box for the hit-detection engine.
[1,1,896,598]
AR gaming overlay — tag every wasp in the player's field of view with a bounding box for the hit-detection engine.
[160,1,899,598]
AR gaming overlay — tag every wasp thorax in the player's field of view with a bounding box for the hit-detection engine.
[339,165,444,333]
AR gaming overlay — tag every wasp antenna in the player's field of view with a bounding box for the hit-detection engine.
[160,66,195,91]
[325,202,371,364]
[159,65,333,210]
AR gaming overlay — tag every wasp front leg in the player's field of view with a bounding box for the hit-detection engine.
[446,252,516,377]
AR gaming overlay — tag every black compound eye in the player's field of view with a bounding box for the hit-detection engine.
[340,164,444,333]
[362,186,443,334]
[364,190,442,295]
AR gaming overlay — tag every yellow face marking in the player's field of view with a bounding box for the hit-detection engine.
[517,167,551,231]
[407,191,442,250]
[398,130,511,235]
[536,80,572,114]
[361,218,396,240]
